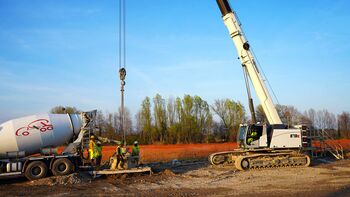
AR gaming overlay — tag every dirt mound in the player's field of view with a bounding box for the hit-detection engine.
[28,173,91,186]
[345,151,350,159]
[162,169,175,176]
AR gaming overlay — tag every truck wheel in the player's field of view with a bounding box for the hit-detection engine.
[52,158,74,176]
[25,161,48,180]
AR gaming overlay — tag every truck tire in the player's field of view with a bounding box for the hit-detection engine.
[52,158,74,176]
[25,161,48,180]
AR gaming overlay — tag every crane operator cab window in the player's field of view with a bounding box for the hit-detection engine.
[246,125,263,147]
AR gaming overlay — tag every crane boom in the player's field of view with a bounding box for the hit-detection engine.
[211,0,311,170]
[216,0,282,125]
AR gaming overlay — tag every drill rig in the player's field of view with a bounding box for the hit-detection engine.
[208,0,311,170]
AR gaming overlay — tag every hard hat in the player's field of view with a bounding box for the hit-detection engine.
[96,141,101,145]
[134,141,138,144]
[90,135,95,139]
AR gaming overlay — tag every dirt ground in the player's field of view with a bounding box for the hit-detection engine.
[0,158,350,197]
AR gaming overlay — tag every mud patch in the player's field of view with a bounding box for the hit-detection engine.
[28,172,92,186]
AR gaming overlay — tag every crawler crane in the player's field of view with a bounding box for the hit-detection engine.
[208,0,311,170]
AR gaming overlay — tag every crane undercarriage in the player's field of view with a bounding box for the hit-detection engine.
[208,149,311,170]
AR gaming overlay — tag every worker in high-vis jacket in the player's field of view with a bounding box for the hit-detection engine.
[116,141,126,170]
[95,141,102,166]
[89,135,97,165]
[247,130,258,145]
[131,141,140,166]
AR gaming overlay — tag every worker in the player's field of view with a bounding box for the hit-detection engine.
[247,129,258,145]
[95,141,102,166]
[131,141,140,166]
[89,135,97,165]
[116,141,126,170]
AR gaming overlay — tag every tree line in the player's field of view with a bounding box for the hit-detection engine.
[51,95,350,144]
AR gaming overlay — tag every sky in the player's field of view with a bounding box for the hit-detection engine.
[0,0,349,123]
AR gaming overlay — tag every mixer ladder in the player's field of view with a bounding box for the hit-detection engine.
[80,111,97,165]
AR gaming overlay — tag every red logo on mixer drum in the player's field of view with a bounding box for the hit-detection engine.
[15,119,54,136]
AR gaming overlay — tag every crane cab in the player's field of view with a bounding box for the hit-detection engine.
[237,124,269,149]
[237,124,304,150]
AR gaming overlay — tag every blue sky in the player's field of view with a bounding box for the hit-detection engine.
[0,0,349,122]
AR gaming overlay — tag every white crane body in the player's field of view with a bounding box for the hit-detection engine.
[208,0,311,170]
[220,6,282,125]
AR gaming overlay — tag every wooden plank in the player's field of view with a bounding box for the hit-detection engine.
[93,167,152,175]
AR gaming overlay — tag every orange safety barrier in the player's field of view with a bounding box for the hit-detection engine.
[57,139,350,163]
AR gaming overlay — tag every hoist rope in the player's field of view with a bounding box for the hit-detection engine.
[119,0,122,69]
[118,0,126,69]
[118,0,126,145]
[251,48,280,105]
[123,0,126,69]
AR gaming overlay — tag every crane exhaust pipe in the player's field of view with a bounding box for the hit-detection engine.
[216,0,233,16]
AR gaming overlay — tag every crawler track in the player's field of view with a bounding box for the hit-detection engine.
[208,149,311,170]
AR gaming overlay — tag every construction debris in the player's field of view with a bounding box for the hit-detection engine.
[1,158,349,196]
[27,172,92,186]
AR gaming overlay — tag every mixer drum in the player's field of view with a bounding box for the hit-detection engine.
[0,114,82,157]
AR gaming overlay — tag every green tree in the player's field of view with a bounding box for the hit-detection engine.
[139,97,153,143]
[193,96,212,143]
[167,97,177,143]
[174,97,184,143]
[153,94,167,143]
[182,95,196,143]
[211,99,245,141]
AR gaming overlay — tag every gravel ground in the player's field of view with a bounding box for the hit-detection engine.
[0,158,349,197]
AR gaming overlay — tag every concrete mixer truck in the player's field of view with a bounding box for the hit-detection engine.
[0,111,97,180]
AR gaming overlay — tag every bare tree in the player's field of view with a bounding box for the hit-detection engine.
[304,108,316,127]
[50,106,80,114]
[338,112,350,138]
[255,104,267,124]
[275,105,302,127]
[118,107,133,135]
[314,109,336,130]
